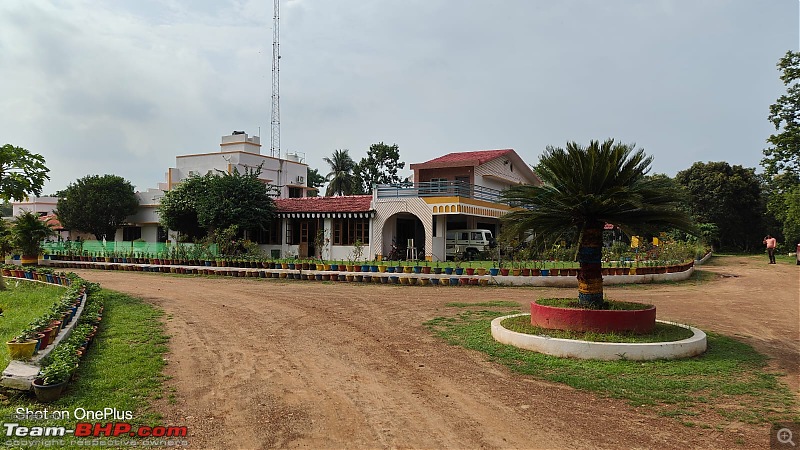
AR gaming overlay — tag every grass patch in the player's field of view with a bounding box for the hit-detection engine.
[501,315,695,343]
[0,281,64,366]
[446,300,520,308]
[425,309,799,426]
[535,298,652,310]
[0,289,171,448]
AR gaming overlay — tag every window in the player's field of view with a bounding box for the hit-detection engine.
[157,226,168,243]
[460,232,468,240]
[288,187,303,198]
[471,232,483,240]
[122,226,142,241]
[332,218,369,245]
[252,221,281,244]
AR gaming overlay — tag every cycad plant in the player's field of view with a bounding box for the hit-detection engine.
[501,139,695,309]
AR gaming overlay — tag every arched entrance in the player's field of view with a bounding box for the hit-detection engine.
[381,212,426,260]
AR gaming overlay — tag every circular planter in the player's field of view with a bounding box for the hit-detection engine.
[530,301,656,334]
[492,314,707,361]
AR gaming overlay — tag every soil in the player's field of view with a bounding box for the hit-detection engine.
[75,255,799,449]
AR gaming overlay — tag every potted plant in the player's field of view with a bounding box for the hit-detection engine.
[32,359,74,402]
[11,211,55,266]
[7,328,38,359]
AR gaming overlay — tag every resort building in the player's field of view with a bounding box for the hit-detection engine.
[12,134,542,262]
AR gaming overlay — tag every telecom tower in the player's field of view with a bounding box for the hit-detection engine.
[270,0,280,158]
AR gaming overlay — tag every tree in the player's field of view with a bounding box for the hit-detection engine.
[324,149,361,196]
[158,174,211,240]
[675,162,764,251]
[0,144,50,202]
[12,210,55,257]
[762,51,800,247]
[763,51,800,178]
[501,139,695,309]
[306,167,326,197]
[0,218,12,259]
[0,144,49,290]
[158,167,276,239]
[196,167,276,232]
[56,175,139,241]
[356,142,405,193]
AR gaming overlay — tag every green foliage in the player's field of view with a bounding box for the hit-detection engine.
[675,162,764,251]
[306,167,326,196]
[12,210,54,256]
[0,218,12,257]
[56,174,139,240]
[157,174,210,240]
[501,139,695,308]
[159,167,276,238]
[356,142,406,193]
[324,149,362,196]
[763,50,800,178]
[197,167,276,232]
[762,51,800,248]
[0,144,50,202]
[502,139,695,245]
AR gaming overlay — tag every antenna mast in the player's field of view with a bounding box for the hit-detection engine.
[270,0,280,158]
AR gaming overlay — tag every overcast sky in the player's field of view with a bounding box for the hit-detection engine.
[0,0,797,194]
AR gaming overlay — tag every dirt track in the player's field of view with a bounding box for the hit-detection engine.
[76,255,799,449]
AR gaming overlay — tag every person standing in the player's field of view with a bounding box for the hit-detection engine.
[763,235,777,264]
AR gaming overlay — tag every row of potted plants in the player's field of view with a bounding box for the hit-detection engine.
[33,319,101,402]
[2,265,72,286]
[3,268,103,401]
[48,259,695,277]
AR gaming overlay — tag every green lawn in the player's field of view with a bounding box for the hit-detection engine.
[0,281,63,366]
[0,289,171,449]
[426,304,799,428]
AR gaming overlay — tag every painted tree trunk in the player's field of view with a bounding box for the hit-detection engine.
[577,225,604,309]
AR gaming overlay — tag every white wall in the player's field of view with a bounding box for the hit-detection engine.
[12,196,58,216]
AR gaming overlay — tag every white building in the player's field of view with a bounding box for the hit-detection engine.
[13,136,542,262]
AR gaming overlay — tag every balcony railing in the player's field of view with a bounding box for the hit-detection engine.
[375,181,508,205]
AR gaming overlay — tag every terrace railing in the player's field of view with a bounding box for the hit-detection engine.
[375,181,508,205]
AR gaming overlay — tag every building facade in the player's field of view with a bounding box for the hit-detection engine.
[13,137,541,262]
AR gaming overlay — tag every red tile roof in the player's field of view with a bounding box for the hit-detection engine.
[41,214,63,230]
[410,149,514,170]
[275,195,373,213]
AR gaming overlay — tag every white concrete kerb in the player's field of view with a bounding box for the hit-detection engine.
[491,313,707,361]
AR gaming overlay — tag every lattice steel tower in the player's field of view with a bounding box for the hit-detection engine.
[270,0,280,157]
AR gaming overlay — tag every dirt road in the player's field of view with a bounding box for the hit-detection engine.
[76,255,799,449]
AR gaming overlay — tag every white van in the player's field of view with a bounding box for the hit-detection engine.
[445,229,494,260]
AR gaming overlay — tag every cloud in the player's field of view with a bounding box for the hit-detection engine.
[0,0,795,194]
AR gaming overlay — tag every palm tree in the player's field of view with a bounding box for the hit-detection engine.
[12,210,55,258]
[323,149,360,196]
[501,139,695,309]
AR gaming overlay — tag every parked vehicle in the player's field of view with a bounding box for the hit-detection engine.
[445,229,494,260]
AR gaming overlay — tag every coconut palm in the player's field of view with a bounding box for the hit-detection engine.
[323,149,360,196]
[501,139,695,309]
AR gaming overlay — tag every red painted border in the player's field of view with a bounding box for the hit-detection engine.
[530,301,656,334]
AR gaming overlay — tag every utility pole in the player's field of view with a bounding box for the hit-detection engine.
[270,0,280,158]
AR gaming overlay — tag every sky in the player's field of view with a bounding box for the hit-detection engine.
[0,0,797,194]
